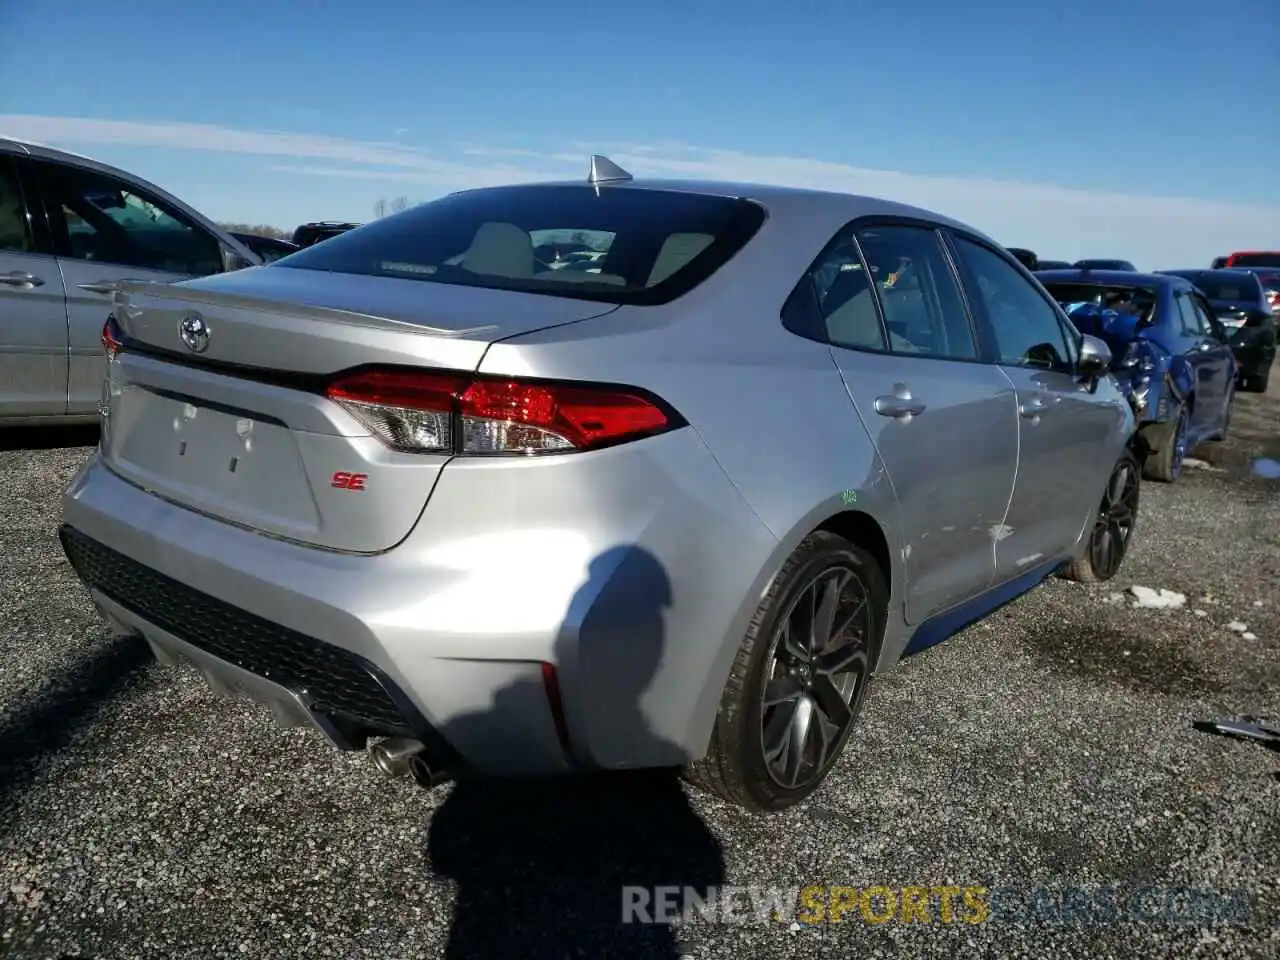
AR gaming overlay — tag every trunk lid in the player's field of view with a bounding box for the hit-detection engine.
[100,267,618,554]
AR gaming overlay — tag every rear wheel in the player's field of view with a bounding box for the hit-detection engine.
[1141,402,1188,483]
[685,531,886,812]
[1060,447,1141,583]
[1244,365,1271,394]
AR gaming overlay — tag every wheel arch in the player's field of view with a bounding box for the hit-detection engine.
[684,498,903,763]
[755,503,899,673]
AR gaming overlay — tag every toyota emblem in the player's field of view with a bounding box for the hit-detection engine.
[179,313,210,353]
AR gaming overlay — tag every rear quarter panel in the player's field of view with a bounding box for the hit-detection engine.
[478,225,910,724]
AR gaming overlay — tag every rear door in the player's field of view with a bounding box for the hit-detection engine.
[947,233,1123,579]
[1188,291,1234,420]
[1172,290,1227,432]
[806,219,1018,624]
[31,157,230,417]
[0,152,70,418]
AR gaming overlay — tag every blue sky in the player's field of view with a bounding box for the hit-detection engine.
[1,0,1277,268]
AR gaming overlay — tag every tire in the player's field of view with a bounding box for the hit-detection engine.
[1245,366,1270,394]
[1060,446,1141,583]
[1141,402,1189,483]
[684,531,887,812]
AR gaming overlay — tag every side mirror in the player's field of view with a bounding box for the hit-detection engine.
[221,244,260,273]
[1077,334,1112,377]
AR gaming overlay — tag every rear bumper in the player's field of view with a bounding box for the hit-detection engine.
[60,430,777,776]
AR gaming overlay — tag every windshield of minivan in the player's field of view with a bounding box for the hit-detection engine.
[276,185,766,305]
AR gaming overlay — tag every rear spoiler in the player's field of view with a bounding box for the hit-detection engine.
[81,278,498,339]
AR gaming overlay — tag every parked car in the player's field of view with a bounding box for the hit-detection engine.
[230,231,298,264]
[1074,259,1138,271]
[1220,251,1280,269]
[1039,268,1236,482]
[1230,267,1280,312]
[291,221,360,248]
[1157,269,1277,392]
[1006,247,1039,270]
[62,157,1138,813]
[1036,260,1073,271]
[0,137,261,425]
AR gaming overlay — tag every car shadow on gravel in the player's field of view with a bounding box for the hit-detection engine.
[0,425,99,452]
[1018,620,1228,697]
[426,545,725,959]
[0,634,155,817]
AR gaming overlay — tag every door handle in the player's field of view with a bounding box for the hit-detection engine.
[1020,396,1049,419]
[0,271,44,288]
[874,385,927,419]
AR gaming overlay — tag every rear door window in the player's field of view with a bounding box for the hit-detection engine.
[853,225,978,359]
[276,185,766,305]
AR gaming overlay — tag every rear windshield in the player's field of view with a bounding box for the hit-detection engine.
[275,185,767,305]
[1042,282,1159,325]
[1228,253,1280,267]
[1180,274,1260,302]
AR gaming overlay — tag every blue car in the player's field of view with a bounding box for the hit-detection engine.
[1038,270,1237,482]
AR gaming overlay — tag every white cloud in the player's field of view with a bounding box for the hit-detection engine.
[267,163,564,189]
[3,114,1275,268]
[0,114,570,188]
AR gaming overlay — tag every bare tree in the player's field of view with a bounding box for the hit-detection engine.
[373,198,388,219]
[218,222,290,240]
[391,195,409,213]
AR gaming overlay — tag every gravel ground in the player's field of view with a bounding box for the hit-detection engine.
[1,375,1278,960]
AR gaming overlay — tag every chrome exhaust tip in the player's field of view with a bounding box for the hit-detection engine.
[370,737,426,779]
[409,753,452,790]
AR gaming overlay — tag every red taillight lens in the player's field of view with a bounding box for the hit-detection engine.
[324,368,678,455]
[101,315,123,358]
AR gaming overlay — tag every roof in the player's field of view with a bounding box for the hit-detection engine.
[0,136,101,165]
[1035,268,1193,290]
[1157,268,1262,278]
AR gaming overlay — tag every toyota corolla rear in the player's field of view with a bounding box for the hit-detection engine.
[59,180,780,783]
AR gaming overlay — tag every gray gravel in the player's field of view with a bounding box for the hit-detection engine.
[1,388,1278,960]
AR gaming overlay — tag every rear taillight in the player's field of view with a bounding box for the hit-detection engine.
[101,315,123,358]
[324,368,681,455]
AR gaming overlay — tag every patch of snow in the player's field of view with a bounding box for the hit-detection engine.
[1107,592,1125,603]
[1242,632,1258,641]
[1129,585,1187,609]
[1193,609,1207,617]
[1227,621,1248,633]
[1253,600,1264,608]
[1181,457,1223,472]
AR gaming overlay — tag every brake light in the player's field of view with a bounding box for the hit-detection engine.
[101,315,123,358]
[324,368,680,455]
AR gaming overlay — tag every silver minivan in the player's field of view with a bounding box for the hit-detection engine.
[0,137,262,424]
